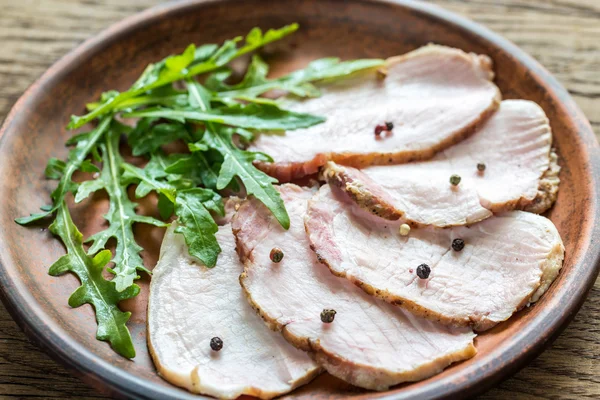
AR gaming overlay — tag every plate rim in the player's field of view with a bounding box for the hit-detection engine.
[0,0,599,399]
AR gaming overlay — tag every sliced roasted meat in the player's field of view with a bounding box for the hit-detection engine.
[306,185,565,331]
[324,100,558,227]
[233,184,476,391]
[148,225,320,399]
[249,45,501,181]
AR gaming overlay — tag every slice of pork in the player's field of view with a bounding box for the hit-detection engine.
[306,185,565,331]
[233,184,476,391]
[324,100,558,227]
[147,225,320,399]
[249,44,501,181]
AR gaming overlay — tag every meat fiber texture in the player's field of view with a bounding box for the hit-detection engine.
[305,184,565,331]
[324,100,558,227]
[147,225,320,399]
[250,44,501,181]
[233,184,476,391]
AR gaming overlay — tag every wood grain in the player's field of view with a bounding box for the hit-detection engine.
[0,0,598,399]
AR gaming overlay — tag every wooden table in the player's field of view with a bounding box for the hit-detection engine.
[0,0,599,398]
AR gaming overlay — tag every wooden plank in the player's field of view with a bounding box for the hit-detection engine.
[0,0,598,398]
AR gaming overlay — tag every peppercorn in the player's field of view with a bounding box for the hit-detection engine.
[449,174,461,186]
[416,264,431,279]
[374,124,386,136]
[477,163,486,172]
[452,238,465,252]
[320,309,337,323]
[385,121,394,131]
[399,223,411,236]
[210,337,223,351]
[270,247,284,263]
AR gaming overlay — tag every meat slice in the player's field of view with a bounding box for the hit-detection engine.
[324,100,558,227]
[306,185,565,331]
[250,45,501,181]
[233,184,476,391]
[147,225,320,399]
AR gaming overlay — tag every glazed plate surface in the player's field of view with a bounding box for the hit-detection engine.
[0,1,598,399]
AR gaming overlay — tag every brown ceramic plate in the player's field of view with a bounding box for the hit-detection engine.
[0,0,598,399]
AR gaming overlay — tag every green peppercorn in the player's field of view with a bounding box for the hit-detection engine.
[320,309,337,323]
[452,238,465,252]
[270,247,284,263]
[449,174,461,186]
[477,162,486,172]
[416,264,431,279]
[210,337,223,351]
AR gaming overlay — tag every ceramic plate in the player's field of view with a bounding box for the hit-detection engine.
[0,1,599,399]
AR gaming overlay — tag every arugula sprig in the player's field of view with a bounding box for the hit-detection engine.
[68,24,299,129]
[214,55,385,101]
[76,125,168,292]
[123,103,325,131]
[48,202,139,358]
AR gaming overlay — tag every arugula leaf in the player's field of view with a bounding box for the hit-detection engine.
[165,153,219,190]
[48,202,139,358]
[128,118,192,156]
[157,193,174,220]
[67,24,299,129]
[174,188,221,268]
[77,126,167,292]
[184,79,290,228]
[216,56,384,100]
[44,158,66,180]
[122,163,177,202]
[203,126,290,228]
[15,116,112,225]
[87,88,189,113]
[122,161,223,267]
[124,103,325,131]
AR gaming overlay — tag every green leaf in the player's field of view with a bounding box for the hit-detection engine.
[84,127,167,292]
[185,79,290,229]
[204,126,290,228]
[16,115,112,225]
[186,78,212,110]
[205,69,233,91]
[165,44,196,71]
[74,178,105,203]
[188,141,208,152]
[80,159,100,173]
[124,103,325,131]
[67,25,298,129]
[174,188,221,267]
[122,163,176,202]
[217,57,384,100]
[128,119,191,156]
[45,158,66,180]
[48,202,139,358]
[233,54,269,89]
[158,192,174,220]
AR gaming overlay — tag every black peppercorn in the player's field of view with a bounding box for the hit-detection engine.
[449,174,461,186]
[477,162,486,172]
[385,121,394,131]
[416,264,431,279]
[320,309,337,323]
[452,238,465,252]
[210,337,223,351]
[270,248,284,263]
